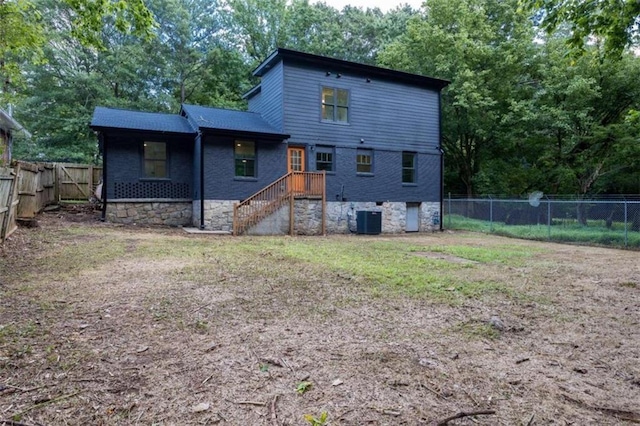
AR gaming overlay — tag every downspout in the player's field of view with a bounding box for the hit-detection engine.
[438,90,444,232]
[198,131,205,229]
[100,132,108,222]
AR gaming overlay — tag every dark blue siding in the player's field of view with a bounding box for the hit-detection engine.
[202,135,287,200]
[247,90,263,114]
[251,60,284,131]
[106,131,193,199]
[310,147,440,202]
[283,62,440,152]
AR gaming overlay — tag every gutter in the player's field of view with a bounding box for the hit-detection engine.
[0,108,32,138]
[438,91,444,232]
[100,132,108,222]
[198,131,204,229]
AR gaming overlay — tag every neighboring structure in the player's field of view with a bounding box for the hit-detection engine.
[90,48,449,234]
[0,107,32,167]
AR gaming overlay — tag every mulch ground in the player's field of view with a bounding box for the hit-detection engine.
[1,205,639,425]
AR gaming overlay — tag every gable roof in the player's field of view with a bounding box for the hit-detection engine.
[253,48,450,91]
[90,107,196,135]
[181,104,289,139]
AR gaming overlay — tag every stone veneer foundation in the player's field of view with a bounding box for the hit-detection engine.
[106,200,192,226]
[193,199,440,235]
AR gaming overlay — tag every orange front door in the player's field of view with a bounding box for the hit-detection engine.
[288,147,305,193]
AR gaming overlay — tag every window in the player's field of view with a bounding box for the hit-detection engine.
[402,152,416,183]
[315,145,334,172]
[143,142,167,178]
[356,149,372,173]
[322,87,349,123]
[235,141,256,177]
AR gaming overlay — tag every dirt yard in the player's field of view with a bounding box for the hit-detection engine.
[1,205,639,425]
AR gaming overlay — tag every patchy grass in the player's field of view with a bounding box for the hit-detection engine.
[447,214,640,248]
[1,210,639,425]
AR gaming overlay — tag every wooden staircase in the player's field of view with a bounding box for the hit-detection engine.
[233,171,326,236]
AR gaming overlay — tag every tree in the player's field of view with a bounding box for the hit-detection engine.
[380,0,536,196]
[1,0,155,103]
[505,36,640,200]
[224,0,418,64]
[0,0,45,101]
[523,0,640,55]
[13,0,252,162]
[63,0,156,48]
[148,0,249,106]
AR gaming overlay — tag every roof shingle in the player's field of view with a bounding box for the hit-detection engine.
[181,104,288,138]
[91,107,196,134]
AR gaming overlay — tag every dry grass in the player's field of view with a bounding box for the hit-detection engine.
[1,206,639,425]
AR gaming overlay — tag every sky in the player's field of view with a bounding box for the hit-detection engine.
[315,0,424,13]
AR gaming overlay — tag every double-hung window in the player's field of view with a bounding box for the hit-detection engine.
[143,142,167,178]
[235,141,256,177]
[321,87,349,123]
[356,149,372,174]
[402,152,416,183]
[315,145,334,172]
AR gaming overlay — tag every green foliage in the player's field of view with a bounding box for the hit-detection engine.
[503,38,640,195]
[63,0,156,48]
[3,0,640,194]
[380,0,536,196]
[296,381,312,394]
[523,0,640,56]
[304,411,328,426]
[225,0,418,63]
[0,0,45,102]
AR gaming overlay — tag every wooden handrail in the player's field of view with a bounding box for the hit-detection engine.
[233,171,325,235]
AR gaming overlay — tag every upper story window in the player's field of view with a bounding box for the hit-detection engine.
[143,142,167,178]
[322,87,349,123]
[315,145,334,172]
[402,152,416,183]
[235,140,256,177]
[356,149,372,174]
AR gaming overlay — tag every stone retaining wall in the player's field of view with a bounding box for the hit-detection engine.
[193,200,237,232]
[248,200,441,235]
[109,199,440,233]
[106,201,192,226]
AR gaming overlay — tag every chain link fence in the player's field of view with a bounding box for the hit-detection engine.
[444,195,640,248]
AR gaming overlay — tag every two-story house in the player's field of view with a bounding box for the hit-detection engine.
[90,48,449,234]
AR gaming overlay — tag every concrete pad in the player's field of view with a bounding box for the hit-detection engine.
[182,227,232,235]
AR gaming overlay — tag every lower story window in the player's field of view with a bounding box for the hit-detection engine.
[235,141,255,177]
[402,151,416,183]
[316,145,334,172]
[357,149,372,173]
[144,141,167,178]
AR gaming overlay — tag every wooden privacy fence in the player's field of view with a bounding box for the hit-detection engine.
[0,166,20,241]
[0,161,103,242]
[57,163,102,201]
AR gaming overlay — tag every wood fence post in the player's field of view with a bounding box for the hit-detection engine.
[54,162,60,202]
[89,165,94,197]
[1,164,20,242]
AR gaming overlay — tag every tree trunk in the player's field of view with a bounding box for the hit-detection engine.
[576,203,588,226]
